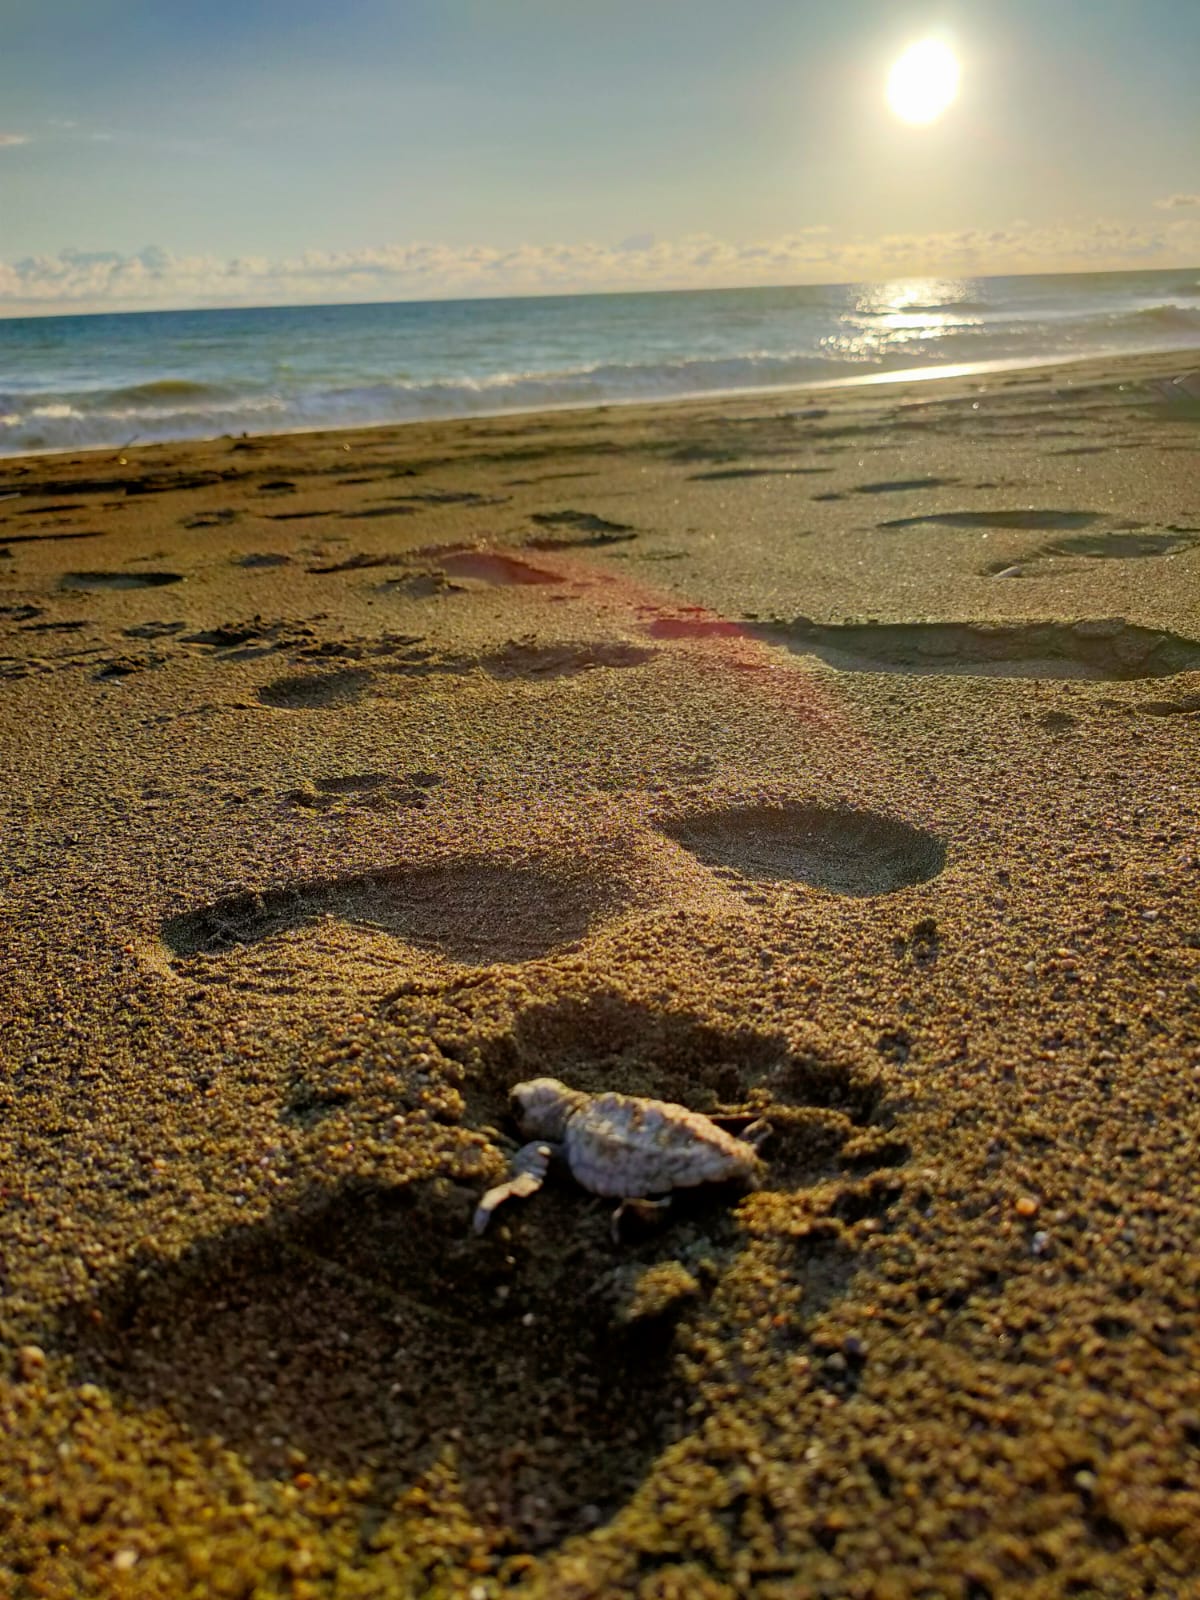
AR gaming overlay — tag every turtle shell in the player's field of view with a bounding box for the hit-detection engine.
[563,1091,759,1199]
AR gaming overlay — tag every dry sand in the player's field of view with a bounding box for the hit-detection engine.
[1,349,1198,1598]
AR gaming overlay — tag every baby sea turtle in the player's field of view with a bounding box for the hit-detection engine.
[473,1077,769,1240]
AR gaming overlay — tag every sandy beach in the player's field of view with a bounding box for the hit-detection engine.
[1,349,1199,1598]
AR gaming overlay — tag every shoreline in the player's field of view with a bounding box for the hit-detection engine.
[2,340,1197,465]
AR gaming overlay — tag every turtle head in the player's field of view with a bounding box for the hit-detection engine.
[510,1077,586,1139]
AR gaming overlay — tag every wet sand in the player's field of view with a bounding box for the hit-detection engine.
[1,350,1199,1598]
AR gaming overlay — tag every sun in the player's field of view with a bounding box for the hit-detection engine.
[887,39,960,125]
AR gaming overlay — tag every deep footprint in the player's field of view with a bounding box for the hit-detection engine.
[162,855,629,965]
[752,618,1200,680]
[458,989,885,1131]
[659,802,945,896]
[64,1172,691,1550]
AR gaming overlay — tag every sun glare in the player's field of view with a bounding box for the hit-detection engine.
[887,39,960,125]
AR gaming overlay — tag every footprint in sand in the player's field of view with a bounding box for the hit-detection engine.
[448,640,657,680]
[1038,530,1200,560]
[257,637,655,701]
[340,490,500,521]
[658,802,946,898]
[284,770,442,812]
[460,989,887,1134]
[257,667,374,709]
[2,529,108,546]
[161,852,642,968]
[879,508,1105,531]
[687,466,832,481]
[185,620,293,651]
[64,1156,691,1551]
[983,529,1200,575]
[338,504,420,521]
[13,468,235,499]
[644,614,747,641]
[382,570,466,598]
[437,549,564,587]
[182,509,240,529]
[306,552,399,574]
[95,989,897,1551]
[751,618,1200,681]
[852,476,958,495]
[1135,693,1200,719]
[524,509,637,549]
[124,621,186,640]
[61,570,184,591]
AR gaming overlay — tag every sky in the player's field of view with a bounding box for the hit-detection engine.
[0,0,1197,315]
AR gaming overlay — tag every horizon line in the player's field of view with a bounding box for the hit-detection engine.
[0,261,1196,325]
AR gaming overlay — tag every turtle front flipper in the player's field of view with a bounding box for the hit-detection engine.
[472,1141,556,1235]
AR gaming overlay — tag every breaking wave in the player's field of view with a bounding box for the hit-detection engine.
[1108,303,1200,332]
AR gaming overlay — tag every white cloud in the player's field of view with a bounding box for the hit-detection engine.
[0,216,1197,315]
[1156,193,1200,209]
[0,133,30,148]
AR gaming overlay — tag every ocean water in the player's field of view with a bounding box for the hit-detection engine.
[0,268,1197,457]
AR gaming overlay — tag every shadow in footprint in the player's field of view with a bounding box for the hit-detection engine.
[0,977,910,1551]
[659,802,945,897]
[60,570,184,591]
[852,476,957,494]
[752,618,1200,681]
[60,1174,693,1550]
[456,988,885,1135]
[162,854,627,967]
[257,667,373,709]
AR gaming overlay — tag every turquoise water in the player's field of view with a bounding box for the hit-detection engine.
[0,269,1197,455]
